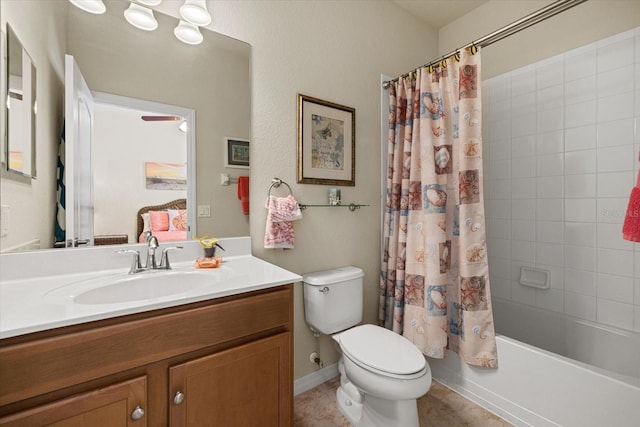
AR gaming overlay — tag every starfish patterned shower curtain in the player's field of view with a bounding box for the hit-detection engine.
[379,48,498,368]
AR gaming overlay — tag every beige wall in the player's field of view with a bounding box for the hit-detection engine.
[0,0,66,251]
[439,0,640,79]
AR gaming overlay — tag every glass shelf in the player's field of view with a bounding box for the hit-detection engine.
[298,203,369,212]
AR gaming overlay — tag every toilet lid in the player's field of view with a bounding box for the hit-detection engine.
[339,324,425,376]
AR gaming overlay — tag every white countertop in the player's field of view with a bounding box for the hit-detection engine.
[0,238,301,339]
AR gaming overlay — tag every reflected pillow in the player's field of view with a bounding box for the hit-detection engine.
[141,213,151,233]
[168,209,187,231]
[150,210,170,232]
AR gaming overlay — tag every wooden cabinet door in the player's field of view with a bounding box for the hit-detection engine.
[169,333,291,427]
[0,377,147,427]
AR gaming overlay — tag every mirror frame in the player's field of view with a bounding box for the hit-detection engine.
[4,23,36,181]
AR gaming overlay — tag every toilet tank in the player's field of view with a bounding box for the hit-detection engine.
[303,266,364,335]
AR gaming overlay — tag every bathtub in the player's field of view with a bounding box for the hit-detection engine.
[427,298,640,427]
[492,297,640,383]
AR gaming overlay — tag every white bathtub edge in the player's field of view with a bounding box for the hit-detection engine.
[430,355,558,427]
[429,335,640,427]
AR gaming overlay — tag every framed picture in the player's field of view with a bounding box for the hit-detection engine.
[297,94,355,186]
[145,162,187,190]
[224,137,250,169]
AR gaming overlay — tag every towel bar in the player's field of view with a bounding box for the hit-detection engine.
[298,203,368,212]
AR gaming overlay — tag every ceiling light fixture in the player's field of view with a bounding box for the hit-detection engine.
[124,3,158,31]
[68,0,106,15]
[174,20,203,45]
[179,0,212,26]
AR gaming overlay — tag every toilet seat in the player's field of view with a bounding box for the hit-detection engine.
[338,324,426,379]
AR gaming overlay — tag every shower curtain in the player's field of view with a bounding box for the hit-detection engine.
[379,48,498,368]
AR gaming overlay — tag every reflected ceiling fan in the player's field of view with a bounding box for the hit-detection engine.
[141,115,182,121]
[141,115,188,132]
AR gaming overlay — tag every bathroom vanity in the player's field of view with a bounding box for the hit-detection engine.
[0,238,300,426]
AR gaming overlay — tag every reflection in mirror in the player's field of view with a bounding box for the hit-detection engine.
[0,0,250,253]
[5,24,36,178]
[90,92,194,246]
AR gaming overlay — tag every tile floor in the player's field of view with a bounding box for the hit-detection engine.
[294,376,512,426]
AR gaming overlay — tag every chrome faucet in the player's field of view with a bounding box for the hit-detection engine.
[118,232,183,274]
[146,234,160,269]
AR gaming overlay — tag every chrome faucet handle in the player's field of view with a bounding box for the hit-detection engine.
[160,246,184,270]
[146,235,160,269]
[117,249,143,274]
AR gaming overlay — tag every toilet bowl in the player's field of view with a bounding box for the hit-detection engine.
[333,324,431,426]
[302,267,432,427]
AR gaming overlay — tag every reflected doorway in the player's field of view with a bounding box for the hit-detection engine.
[92,93,195,244]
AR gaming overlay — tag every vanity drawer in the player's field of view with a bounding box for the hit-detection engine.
[0,286,291,406]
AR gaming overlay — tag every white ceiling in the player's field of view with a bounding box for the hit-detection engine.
[392,0,489,29]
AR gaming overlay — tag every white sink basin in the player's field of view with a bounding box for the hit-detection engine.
[45,269,227,305]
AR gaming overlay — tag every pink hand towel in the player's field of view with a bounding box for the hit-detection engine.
[264,195,302,249]
[623,170,640,241]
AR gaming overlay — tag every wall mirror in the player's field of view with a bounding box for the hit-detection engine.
[0,1,250,253]
[4,24,36,179]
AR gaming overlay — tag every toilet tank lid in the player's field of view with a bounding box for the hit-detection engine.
[302,266,364,285]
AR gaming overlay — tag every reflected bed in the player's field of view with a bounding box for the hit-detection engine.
[137,198,187,243]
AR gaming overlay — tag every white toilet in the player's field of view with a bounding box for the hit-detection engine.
[303,266,431,427]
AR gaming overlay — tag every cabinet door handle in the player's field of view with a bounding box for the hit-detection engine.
[173,391,185,405]
[131,405,145,421]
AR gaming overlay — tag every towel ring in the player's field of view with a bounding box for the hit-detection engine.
[268,177,293,197]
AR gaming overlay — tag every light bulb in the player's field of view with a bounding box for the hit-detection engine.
[174,20,203,45]
[124,3,158,31]
[136,0,162,6]
[69,0,106,14]
[179,0,211,26]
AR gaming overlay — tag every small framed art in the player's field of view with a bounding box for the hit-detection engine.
[224,137,250,169]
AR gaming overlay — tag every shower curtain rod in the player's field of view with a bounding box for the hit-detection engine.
[382,0,587,88]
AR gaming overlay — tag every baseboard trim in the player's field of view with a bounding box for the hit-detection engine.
[294,363,339,396]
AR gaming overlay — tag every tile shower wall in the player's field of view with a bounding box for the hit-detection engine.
[483,28,640,333]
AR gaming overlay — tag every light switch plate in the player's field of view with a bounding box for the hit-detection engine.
[0,205,9,237]
[197,205,211,217]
